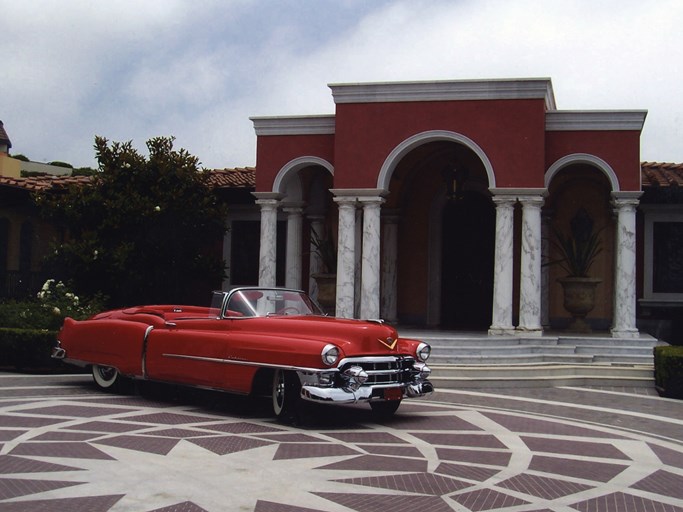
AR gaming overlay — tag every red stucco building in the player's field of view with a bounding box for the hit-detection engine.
[248,78,647,337]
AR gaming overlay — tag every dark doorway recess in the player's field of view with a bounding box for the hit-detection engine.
[441,191,495,330]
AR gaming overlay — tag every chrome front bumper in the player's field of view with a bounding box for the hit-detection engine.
[300,380,434,404]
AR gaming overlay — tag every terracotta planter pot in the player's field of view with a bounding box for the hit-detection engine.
[558,277,602,333]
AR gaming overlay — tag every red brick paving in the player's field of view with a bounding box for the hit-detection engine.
[450,488,530,510]
[0,494,124,512]
[528,454,628,482]
[188,435,273,455]
[572,491,683,512]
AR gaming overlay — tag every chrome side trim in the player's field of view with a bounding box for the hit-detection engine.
[162,353,330,374]
[338,355,409,366]
[141,325,154,379]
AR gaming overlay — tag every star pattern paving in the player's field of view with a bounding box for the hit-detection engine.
[0,374,682,511]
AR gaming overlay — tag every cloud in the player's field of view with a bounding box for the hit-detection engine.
[1,0,681,168]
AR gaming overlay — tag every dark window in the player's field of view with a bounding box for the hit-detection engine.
[0,218,8,272]
[653,222,683,293]
[19,221,33,272]
[0,218,8,297]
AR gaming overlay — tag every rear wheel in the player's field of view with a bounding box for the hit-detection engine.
[370,400,401,418]
[272,369,301,421]
[92,364,120,390]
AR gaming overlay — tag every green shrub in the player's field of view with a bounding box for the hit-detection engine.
[0,328,60,371]
[0,301,55,329]
[654,345,683,399]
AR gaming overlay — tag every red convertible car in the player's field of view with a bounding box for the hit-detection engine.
[53,287,433,419]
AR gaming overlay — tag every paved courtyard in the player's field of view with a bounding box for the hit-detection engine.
[0,372,682,512]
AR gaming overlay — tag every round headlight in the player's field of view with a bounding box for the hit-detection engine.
[416,342,431,362]
[321,344,340,366]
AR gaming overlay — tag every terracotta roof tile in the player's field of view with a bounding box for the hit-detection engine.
[0,167,255,192]
[4,164,683,192]
[0,174,92,192]
[206,167,255,188]
[642,162,683,188]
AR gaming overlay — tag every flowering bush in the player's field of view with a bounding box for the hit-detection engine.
[0,280,106,331]
[36,280,105,329]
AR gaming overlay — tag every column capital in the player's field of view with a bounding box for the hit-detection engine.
[331,188,389,198]
[611,191,642,210]
[491,195,517,207]
[517,193,547,208]
[333,196,358,208]
[252,191,283,203]
[358,195,386,207]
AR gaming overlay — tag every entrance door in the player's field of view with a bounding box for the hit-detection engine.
[441,192,495,329]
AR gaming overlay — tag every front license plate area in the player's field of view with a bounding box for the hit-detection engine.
[383,387,403,401]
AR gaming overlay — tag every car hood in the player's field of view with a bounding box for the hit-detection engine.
[236,316,403,356]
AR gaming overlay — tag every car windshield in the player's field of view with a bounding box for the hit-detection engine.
[222,288,324,318]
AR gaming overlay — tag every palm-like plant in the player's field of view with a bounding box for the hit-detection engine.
[549,208,603,278]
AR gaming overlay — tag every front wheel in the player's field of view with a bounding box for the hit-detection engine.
[92,364,121,391]
[272,369,302,421]
[370,400,401,418]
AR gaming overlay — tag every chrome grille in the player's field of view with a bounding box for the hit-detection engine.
[338,356,415,386]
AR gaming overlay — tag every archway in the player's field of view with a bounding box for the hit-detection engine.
[544,162,615,331]
[386,138,494,328]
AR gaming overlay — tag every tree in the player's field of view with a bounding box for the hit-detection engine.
[37,136,227,307]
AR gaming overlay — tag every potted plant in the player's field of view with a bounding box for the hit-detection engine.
[548,208,603,333]
[310,226,337,313]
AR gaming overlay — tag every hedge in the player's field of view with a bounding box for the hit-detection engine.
[654,345,683,399]
[0,328,61,371]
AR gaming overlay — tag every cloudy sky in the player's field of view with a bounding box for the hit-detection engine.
[2,0,682,169]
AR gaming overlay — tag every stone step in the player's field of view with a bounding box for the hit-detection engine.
[430,363,654,388]
[428,344,653,356]
[430,353,653,365]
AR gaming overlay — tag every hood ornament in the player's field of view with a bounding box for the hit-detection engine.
[378,337,397,349]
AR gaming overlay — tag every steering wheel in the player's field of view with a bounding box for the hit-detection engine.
[278,307,301,315]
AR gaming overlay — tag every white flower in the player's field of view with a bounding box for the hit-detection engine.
[154,206,161,212]
[52,307,61,316]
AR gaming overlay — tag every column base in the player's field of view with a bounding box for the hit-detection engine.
[488,327,516,336]
[611,328,640,339]
[515,327,544,337]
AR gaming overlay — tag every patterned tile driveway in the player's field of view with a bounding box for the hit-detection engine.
[0,373,682,511]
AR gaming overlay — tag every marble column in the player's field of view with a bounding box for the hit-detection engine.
[611,192,642,338]
[489,194,516,335]
[518,194,545,336]
[334,196,357,318]
[307,215,325,301]
[381,213,399,323]
[284,204,304,290]
[254,195,281,287]
[541,210,552,328]
[360,196,385,319]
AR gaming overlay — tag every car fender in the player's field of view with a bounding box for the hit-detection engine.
[59,317,151,376]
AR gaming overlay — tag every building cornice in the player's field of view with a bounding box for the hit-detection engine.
[545,110,648,131]
[250,115,335,136]
[329,78,556,110]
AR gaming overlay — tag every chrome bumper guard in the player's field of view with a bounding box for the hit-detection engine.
[301,378,434,404]
[51,345,66,359]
